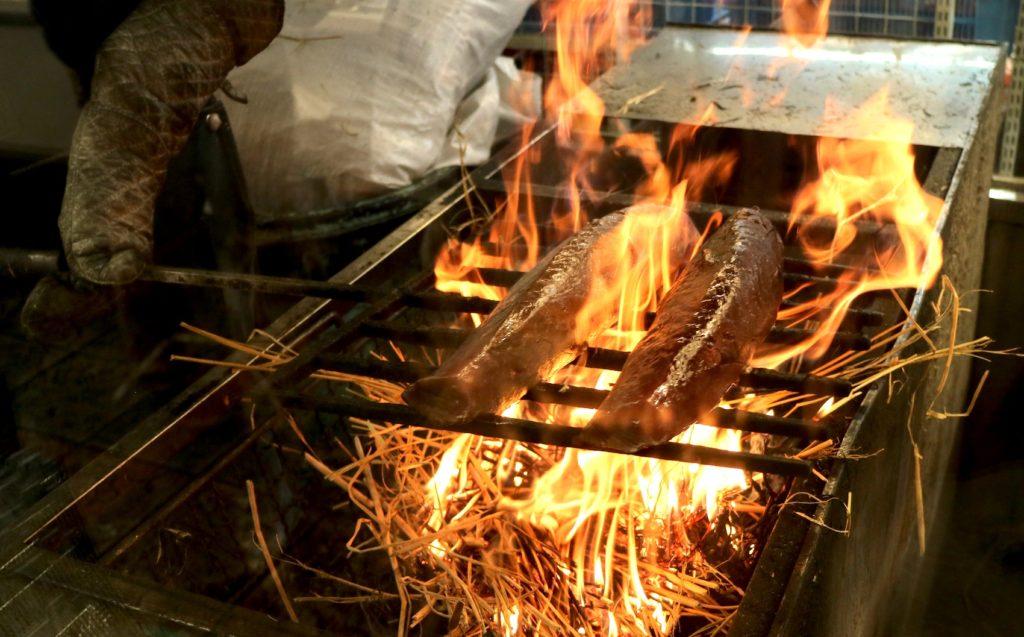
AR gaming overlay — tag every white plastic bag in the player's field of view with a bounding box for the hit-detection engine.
[222,0,533,221]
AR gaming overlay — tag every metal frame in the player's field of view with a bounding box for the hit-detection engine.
[0,130,954,637]
[727,145,963,636]
[737,44,1004,636]
[0,125,551,636]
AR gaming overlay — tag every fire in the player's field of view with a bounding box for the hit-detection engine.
[755,87,944,366]
[423,1,745,631]
[543,0,650,149]
[782,0,832,48]
[415,2,944,635]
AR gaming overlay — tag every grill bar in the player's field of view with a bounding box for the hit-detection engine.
[281,393,814,477]
[478,240,882,280]
[0,248,381,302]
[318,353,851,399]
[474,265,861,291]
[316,356,832,439]
[471,178,891,242]
[780,256,880,278]
[405,288,882,332]
[0,249,883,329]
[359,319,872,355]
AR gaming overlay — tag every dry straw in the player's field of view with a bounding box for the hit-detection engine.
[181,277,1011,635]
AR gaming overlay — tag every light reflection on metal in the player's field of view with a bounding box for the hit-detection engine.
[708,45,991,69]
[594,27,1001,147]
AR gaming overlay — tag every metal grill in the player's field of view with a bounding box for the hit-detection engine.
[0,199,887,478]
[248,133,902,482]
[0,126,905,488]
[0,114,965,637]
[1,113,944,554]
[0,22,995,634]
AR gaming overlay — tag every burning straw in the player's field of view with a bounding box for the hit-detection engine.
[300,381,746,636]
[170,1,1016,632]
[174,271,999,637]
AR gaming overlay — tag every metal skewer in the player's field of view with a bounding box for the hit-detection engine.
[0,248,378,301]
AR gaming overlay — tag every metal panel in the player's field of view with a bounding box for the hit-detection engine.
[594,26,1001,147]
[762,46,1004,637]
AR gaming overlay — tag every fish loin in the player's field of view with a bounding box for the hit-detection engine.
[403,206,693,422]
[580,209,784,451]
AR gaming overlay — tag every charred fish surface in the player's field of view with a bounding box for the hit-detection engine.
[403,207,692,423]
[580,209,784,452]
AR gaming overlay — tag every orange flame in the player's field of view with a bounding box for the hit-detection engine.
[782,0,832,48]
[424,2,746,631]
[755,87,943,366]
[419,2,945,634]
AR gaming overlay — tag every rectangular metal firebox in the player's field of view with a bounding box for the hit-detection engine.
[0,27,1004,636]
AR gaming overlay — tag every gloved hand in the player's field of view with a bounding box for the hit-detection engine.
[58,0,283,284]
[20,0,282,342]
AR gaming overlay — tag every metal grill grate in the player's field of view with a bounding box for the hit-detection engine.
[267,179,896,481]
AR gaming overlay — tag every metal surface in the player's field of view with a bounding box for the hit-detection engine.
[750,44,1003,633]
[317,353,854,398]
[595,26,1001,147]
[0,248,495,311]
[284,394,815,477]
[360,314,870,353]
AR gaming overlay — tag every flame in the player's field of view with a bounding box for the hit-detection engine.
[423,1,745,630]
[782,0,832,49]
[415,2,945,634]
[754,87,943,367]
[501,604,520,636]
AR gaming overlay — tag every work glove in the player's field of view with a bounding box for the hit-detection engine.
[58,0,283,285]
[20,0,282,342]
